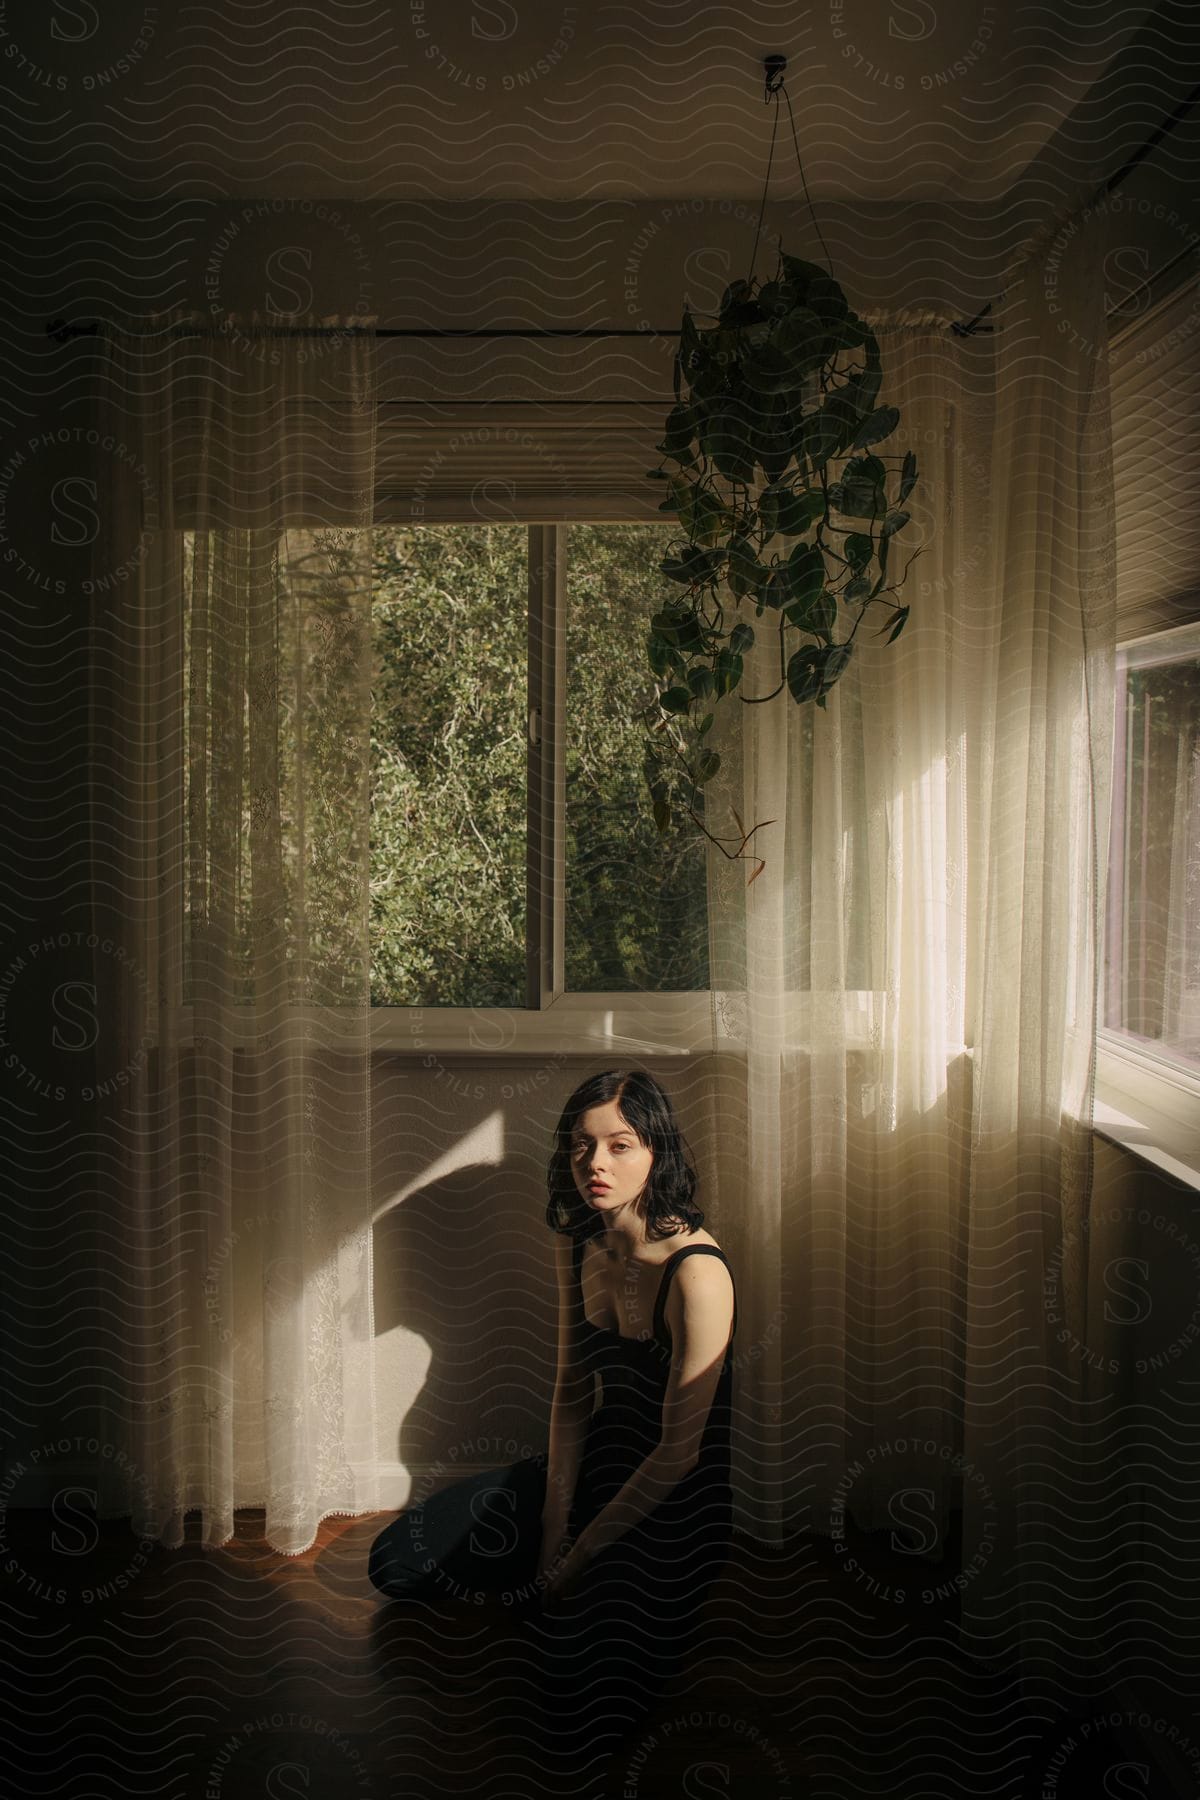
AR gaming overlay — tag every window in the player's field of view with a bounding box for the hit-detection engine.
[181,521,712,1042]
[370,521,709,1009]
[1093,277,1200,1184]
[1103,622,1200,1076]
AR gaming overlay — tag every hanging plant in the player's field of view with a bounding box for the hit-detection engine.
[640,248,922,884]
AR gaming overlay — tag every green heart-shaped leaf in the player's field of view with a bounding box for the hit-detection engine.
[786,542,825,606]
[898,449,918,504]
[850,406,900,451]
[786,644,826,704]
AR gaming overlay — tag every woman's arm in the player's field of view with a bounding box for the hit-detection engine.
[549,1255,735,1583]
[539,1236,595,1569]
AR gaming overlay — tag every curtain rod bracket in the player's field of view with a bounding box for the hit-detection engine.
[950,304,995,338]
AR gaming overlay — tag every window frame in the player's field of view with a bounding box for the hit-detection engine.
[1093,620,1200,1189]
[1092,280,1200,1186]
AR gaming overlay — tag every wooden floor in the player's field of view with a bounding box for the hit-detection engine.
[0,1506,1178,1799]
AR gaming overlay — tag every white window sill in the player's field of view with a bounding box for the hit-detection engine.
[1093,1036,1200,1194]
[368,991,715,1057]
[170,991,939,1056]
[366,990,916,1057]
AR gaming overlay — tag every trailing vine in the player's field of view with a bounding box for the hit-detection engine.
[641,250,922,883]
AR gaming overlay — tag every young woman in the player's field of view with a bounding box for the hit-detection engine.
[530,1066,738,1764]
[367,1065,737,1773]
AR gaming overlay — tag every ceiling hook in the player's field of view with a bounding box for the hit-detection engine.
[763,54,787,100]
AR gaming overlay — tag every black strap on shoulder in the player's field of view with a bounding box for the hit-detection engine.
[653,1246,737,1343]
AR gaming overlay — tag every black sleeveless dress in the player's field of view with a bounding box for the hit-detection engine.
[529,1235,738,1761]
[566,1233,737,1550]
[367,1234,738,1769]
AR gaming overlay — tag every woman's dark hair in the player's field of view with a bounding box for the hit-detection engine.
[545,1068,704,1245]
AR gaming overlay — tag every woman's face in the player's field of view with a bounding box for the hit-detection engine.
[568,1100,654,1217]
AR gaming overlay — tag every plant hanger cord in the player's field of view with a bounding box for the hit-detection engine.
[748,61,838,289]
[782,83,837,283]
[747,87,781,285]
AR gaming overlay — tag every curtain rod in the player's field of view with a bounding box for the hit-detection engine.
[43,318,964,346]
[45,323,688,341]
[41,316,970,343]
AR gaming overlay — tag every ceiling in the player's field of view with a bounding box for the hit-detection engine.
[2,0,1188,204]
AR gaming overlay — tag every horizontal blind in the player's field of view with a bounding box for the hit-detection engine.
[373,334,673,522]
[1110,279,1200,640]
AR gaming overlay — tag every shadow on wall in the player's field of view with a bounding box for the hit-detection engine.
[372,1155,559,1486]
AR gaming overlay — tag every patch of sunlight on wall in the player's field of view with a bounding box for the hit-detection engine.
[373,1110,506,1225]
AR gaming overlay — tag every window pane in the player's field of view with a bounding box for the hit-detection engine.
[1105,625,1200,1070]
[371,524,527,1006]
[564,523,710,992]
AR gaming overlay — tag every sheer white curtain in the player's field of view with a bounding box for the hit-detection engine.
[705,208,1115,1689]
[88,312,381,1554]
